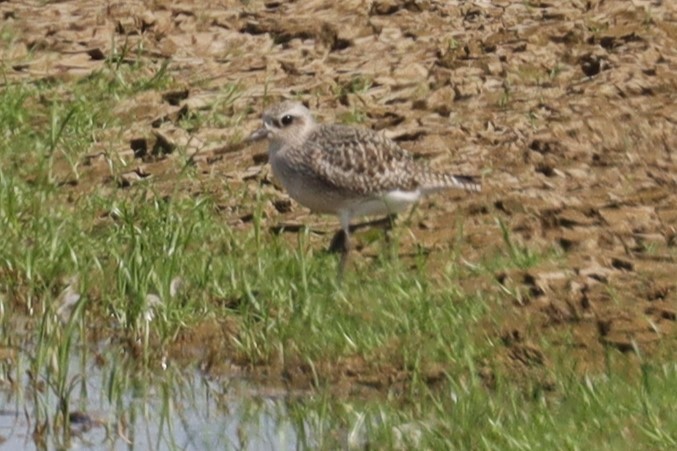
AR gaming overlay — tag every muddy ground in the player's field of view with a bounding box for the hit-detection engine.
[2,0,676,390]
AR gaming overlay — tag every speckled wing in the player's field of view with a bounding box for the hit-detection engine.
[303,124,420,196]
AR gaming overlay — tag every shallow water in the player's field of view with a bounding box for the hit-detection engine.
[0,356,314,450]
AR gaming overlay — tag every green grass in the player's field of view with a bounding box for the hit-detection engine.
[1,65,676,449]
[286,360,677,449]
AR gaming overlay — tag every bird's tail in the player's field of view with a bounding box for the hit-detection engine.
[421,172,482,193]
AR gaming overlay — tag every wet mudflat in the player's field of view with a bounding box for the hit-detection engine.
[0,0,676,449]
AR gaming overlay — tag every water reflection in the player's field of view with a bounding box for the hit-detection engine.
[0,357,313,450]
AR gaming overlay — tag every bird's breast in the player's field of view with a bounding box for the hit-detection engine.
[269,152,338,214]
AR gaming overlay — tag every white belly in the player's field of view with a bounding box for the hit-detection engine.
[347,189,421,218]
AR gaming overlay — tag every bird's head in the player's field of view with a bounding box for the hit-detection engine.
[249,101,316,149]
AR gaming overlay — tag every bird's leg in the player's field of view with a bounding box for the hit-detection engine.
[328,228,350,281]
[336,212,352,282]
[384,213,397,234]
[328,229,347,254]
[383,213,398,261]
[337,229,350,282]
[328,213,396,273]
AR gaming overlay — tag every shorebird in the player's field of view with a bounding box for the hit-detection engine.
[249,101,481,278]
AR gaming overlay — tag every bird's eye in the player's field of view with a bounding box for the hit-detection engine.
[280,115,294,126]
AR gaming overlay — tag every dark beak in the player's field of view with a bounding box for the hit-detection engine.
[248,127,270,142]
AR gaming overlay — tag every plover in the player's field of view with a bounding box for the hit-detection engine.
[249,101,481,277]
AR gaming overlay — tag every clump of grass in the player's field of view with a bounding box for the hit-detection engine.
[497,217,540,269]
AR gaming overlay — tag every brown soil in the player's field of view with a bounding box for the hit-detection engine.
[2,0,676,391]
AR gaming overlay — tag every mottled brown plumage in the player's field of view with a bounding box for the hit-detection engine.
[304,123,481,196]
